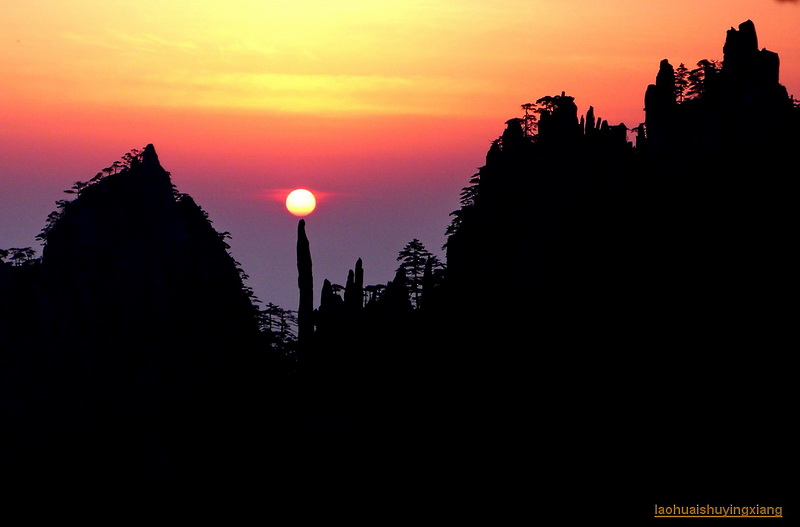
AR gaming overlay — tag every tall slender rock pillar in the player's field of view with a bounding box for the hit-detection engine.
[297,219,314,349]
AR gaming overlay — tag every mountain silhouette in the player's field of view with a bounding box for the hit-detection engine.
[436,19,796,511]
[292,19,796,514]
[1,144,288,513]
[1,20,795,519]
[39,144,261,346]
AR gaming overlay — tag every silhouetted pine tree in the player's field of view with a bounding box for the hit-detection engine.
[396,239,441,309]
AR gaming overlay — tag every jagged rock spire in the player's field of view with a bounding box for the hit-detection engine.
[142,143,158,163]
[297,219,314,348]
[723,19,780,86]
[344,258,364,311]
[724,19,758,59]
[655,59,676,99]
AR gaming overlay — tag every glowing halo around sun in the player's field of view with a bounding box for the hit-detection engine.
[285,188,317,216]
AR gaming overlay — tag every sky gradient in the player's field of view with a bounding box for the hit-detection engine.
[2,1,799,310]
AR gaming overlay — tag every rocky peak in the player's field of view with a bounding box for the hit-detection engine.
[722,19,780,86]
[655,59,676,97]
[141,143,159,164]
[723,19,759,61]
[39,145,259,348]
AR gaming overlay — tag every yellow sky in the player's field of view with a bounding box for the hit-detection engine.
[4,0,798,126]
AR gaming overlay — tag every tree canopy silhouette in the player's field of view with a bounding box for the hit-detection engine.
[396,238,442,309]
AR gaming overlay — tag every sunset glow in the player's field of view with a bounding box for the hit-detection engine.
[4,1,799,125]
[2,0,799,310]
[286,189,316,216]
[2,2,795,510]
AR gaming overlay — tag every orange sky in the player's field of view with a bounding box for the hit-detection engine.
[4,2,799,182]
[4,1,799,137]
[2,0,799,308]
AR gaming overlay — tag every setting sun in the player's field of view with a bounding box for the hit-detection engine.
[286,188,316,216]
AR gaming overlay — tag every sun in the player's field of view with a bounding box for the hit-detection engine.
[286,188,316,216]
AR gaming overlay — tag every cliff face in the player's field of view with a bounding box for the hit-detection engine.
[445,91,635,331]
[638,19,796,335]
[436,22,796,502]
[447,19,797,324]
